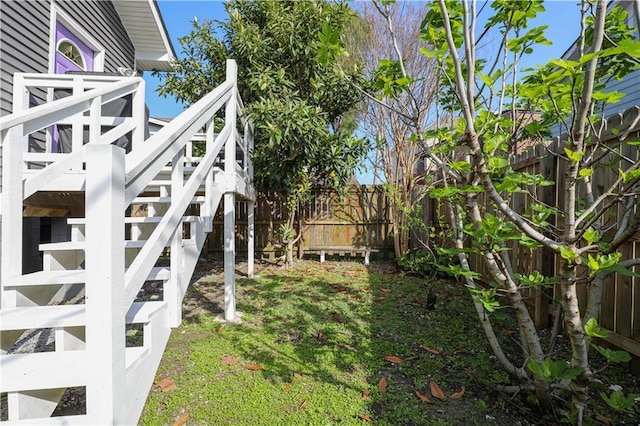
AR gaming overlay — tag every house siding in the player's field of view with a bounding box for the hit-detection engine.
[0,0,135,194]
[604,68,640,116]
[56,0,135,72]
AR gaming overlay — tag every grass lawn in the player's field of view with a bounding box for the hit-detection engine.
[139,260,640,425]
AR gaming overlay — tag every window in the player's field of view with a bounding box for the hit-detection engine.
[57,39,85,69]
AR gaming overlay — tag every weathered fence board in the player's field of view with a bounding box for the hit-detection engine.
[423,122,640,356]
[206,186,394,260]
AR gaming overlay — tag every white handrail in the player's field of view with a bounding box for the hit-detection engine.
[124,80,233,203]
[0,78,141,135]
[124,123,232,308]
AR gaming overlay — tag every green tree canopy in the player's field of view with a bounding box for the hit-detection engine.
[156,0,367,198]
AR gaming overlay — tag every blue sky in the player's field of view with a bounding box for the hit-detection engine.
[145,0,584,119]
[146,0,585,184]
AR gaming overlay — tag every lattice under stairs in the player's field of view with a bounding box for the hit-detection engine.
[0,60,255,424]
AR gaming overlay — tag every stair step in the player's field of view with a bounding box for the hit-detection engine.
[0,351,88,392]
[1,305,85,330]
[0,301,168,331]
[4,267,170,288]
[67,216,197,225]
[0,414,90,425]
[39,240,176,251]
[126,300,168,324]
[0,347,150,393]
[132,195,206,204]
[126,345,150,372]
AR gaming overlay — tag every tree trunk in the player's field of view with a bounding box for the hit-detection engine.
[559,259,592,418]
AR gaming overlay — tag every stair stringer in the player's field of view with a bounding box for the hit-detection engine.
[0,60,254,424]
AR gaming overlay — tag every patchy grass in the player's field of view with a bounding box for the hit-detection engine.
[140,260,639,425]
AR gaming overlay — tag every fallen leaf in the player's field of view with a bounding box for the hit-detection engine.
[414,389,432,403]
[403,355,419,361]
[158,377,176,393]
[293,373,303,380]
[378,377,387,395]
[421,345,441,355]
[410,300,422,307]
[299,400,308,410]
[361,388,371,400]
[317,332,324,340]
[332,313,343,323]
[284,385,291,392]
[221,355,238,366]
[373,296,386,302]
[379,288,390,294]
[337,289,348,294]
[357,414,372,422]
[450,386,466,399]
[430,380,446,400]
[382,355,403,364]
[245,364,263,371]
[172,412,189,426]
[594,413,612,425]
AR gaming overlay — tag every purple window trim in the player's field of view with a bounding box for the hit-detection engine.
[55,22,94,72]
[52,22,95,152]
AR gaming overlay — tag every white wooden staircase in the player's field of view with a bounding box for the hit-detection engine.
[0,60,255,424]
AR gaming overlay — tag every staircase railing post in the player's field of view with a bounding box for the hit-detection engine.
[85,144,126,423]
[170,149,184,327]
[248,200,255,278]
[224,59,239,322]
[204,117,215,233]
[1,127,24,316]
[131,79,146,150]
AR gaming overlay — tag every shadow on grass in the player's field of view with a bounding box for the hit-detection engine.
[141,260,539,425]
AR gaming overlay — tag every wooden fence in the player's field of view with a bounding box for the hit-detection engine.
[206,185,394,261]
[422,112,640,356]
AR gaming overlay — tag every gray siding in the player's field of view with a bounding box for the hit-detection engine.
[0,1,50,117]
[0,0,136,193]
[56,0,135,72]
[604,68,640,117]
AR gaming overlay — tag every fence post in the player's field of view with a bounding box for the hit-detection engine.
[85,144,126,423]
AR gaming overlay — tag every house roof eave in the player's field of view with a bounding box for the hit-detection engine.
[112,0,176,72]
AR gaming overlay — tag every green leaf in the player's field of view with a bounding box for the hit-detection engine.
[584,318,609,338]
[593,345,632,364]
[468,287,500,312]
[520,234,543,250]
[583,227,599,245]
[564,147,584,163]
[600,390,639,411]
[558,246,577,262]
[605,263,640,277]
[579,168,593,179]
[528,358,583,383]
